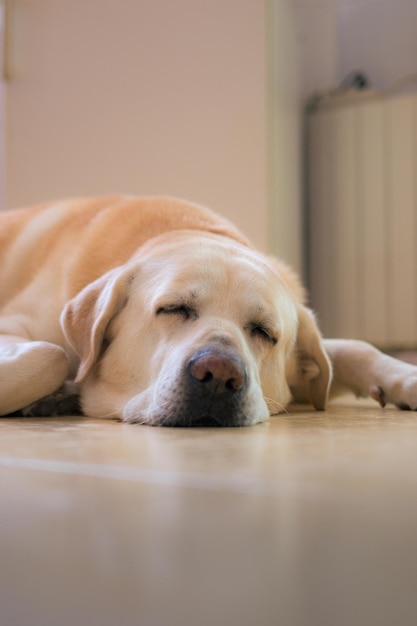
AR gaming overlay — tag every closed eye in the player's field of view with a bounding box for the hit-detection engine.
[156,304,198,320]
[249,323,278,346]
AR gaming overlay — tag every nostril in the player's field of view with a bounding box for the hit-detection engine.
[201,371,213,383]
[226,378,238,391]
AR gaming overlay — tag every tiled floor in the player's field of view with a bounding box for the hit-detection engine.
[1,399,417,626]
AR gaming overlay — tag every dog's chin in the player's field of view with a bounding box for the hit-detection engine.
[119,388,253,425]
[82,383,271,426]
[94,378,271,426]
[121,406,249,427]
[122,402,266,427]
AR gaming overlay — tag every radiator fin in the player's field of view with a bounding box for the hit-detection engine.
[308,93,417,349]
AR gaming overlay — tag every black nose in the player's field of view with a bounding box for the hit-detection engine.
[187,348,247,395]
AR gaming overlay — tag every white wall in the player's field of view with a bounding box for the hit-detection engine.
[294,0,339,99]
[2,0,303,269]
[268,0,302,271]
[296,0,417,99]
[339,0,417,91]
[5,0,270,249]
[6,0,268,246]
[0,3,5,209]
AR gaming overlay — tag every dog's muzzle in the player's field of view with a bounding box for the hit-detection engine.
[167,346,249,427]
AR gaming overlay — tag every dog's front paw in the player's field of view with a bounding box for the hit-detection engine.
[10,383,82,417]
[371,361,417,411]
[391,376,417,411]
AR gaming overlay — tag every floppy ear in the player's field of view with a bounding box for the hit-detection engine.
[60,266,135,383]
[288,305,332,410]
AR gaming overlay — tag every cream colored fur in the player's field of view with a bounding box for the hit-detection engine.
[0,196,416,425]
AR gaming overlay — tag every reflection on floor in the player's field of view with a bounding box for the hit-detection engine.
[1,398,417,626]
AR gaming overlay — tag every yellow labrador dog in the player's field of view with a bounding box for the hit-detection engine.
[1,196,417,426]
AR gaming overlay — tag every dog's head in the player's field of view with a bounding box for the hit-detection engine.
[61,232,330,426]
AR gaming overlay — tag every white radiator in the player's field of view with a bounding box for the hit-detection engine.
[308,91,417,349]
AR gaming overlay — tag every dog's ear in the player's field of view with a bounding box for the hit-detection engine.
[61,266,135,383]
[287,305,332,410]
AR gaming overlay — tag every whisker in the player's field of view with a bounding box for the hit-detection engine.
[95,408,123,420]
[264,396,289,416]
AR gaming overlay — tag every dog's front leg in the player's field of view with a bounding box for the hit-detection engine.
[0,335,70,415]
[324,339,417,410]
